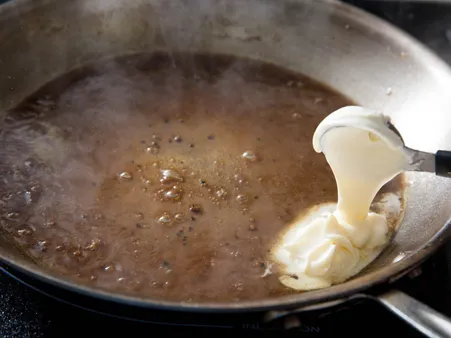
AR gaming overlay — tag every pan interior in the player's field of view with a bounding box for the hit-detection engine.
[0,52,406,302]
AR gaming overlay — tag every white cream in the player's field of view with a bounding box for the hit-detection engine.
[273,106,408,290]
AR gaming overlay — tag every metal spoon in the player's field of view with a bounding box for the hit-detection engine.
[387,121,450,177]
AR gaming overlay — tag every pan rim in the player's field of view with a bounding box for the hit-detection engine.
[1,222,449,313]
[1,0,451,312]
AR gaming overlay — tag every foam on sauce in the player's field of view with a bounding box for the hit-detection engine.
[274,106,408,290]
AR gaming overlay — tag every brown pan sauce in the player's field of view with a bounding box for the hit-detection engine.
[0,53,404,302]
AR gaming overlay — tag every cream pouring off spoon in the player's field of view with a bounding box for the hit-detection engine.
[274,105,450,292]
[313,105,449,177]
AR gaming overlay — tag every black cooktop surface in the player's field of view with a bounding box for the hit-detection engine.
[2,1,451,337]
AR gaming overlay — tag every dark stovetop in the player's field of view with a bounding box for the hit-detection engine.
[2,1,451,337]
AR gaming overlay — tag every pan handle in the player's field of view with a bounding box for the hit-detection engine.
[436,150,451,178]
[374,290,451,338]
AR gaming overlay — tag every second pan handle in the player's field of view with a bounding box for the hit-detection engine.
[435,150,451,178]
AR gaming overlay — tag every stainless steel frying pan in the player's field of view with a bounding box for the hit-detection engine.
[1,0,451,336]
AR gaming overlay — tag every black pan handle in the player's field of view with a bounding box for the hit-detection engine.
[435,150,451,178]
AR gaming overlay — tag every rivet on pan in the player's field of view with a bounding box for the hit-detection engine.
[284,315,302,330]
[408,267,422,279]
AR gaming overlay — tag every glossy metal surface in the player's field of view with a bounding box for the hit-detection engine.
[377,290,451,338]
[0,0,451,315]
[404,148,436,174]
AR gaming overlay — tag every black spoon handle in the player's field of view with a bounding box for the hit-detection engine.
[435,150,451,177]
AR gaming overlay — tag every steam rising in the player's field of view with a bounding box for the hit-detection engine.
[0,0,357,301]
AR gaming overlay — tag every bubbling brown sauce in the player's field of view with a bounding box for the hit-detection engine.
[0,53,404,302]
